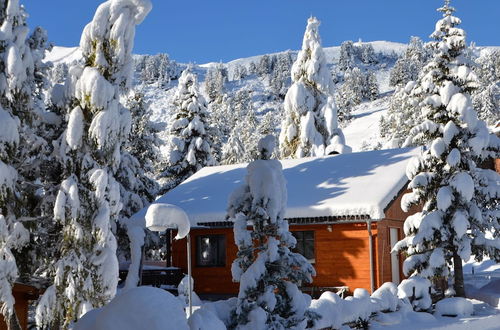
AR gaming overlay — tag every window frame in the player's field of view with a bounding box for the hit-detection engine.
[195,234,226,267]
[291,230,315,264]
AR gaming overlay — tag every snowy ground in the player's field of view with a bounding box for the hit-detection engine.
[370,300,499,330]
[342,95,391,152]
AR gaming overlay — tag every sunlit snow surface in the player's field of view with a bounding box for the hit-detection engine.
[132,147,421,226]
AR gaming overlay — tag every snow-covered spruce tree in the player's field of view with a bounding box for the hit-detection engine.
[35,1,152,327]
[222,105,259,164]
[472,51,500,125]
[115,91,160,261]
[270,51,293,100]
[338,40,356,72]
[365,70,379,101]
[159,68,216,193]
[279,17,350,158]
[379,80,424,147]
[228,136,315,330]
[205,62,227,103]
[0,1,52,328]
[389,36,430,88]
[360,43,377,65]
[393,0,496,298]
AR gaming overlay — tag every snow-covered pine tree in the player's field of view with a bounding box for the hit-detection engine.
[389,37,430,87]
[472,51,500,125]
[393,0,497,298]
[159,67,216,193]
[360,43,377,65]
[125,91,161,181]
[0,1,51,327]
[270,51,293,100]
[473,84,499,126]
[279,17,349,158]
[228,135,315,330]
[35,1,152,327]
[115,91,160,261]
[338,40,356,72]
[205,62,227,103]
[335,67,378,122]
[379,80,423,147]
[365,70,379,101]
[222,104,259,164]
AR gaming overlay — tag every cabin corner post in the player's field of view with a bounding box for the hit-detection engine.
[366,219,375,293]
[187,233,193,316]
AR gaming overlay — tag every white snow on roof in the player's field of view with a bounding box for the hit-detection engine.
[132,148,421,227]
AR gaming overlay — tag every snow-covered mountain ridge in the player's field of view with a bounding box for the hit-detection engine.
[45,41,498,153]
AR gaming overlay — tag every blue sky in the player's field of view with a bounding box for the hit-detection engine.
[24,0,500,64]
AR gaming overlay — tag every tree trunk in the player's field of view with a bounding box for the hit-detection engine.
[8,311,22,330]
[453,251,465,297]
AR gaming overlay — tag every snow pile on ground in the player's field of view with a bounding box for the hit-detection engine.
[74,287,189,330]
[434,297,473,317]
[187,308,226,330]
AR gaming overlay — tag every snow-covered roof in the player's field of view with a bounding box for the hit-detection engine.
[132,148,421,227]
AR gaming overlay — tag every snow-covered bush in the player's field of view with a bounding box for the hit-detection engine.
[342,288,372,326]
[228,135,315,329]
[307,291,342,330]
[188,308,226,330]
[398,276,432,312]
[434,297,473,317]
[371,282,399,313]
[279,17,349,158]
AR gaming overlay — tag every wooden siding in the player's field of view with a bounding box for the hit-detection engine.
[377,186,421,286]
[172,223,380,295]
[170,186,422,296]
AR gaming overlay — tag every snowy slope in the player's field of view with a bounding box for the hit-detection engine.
[44,41,497,156]
[45,46,82,64]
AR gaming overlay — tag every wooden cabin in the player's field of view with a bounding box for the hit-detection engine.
[0,283,41,330]
[133,148,422,296]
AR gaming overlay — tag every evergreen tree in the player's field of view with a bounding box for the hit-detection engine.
[115,91,160,261]
[360,43,377,65]
[365,71,379,101]
[205,62,227,103]
[338,40,356,71]
[159,68,216,193]
[139,53,178,86]
[390,36,430,87]
[279,17,349,158]
[473,51,500,125]
[35,1,152,327]
[270,52,293,100]
[473,84,499,126]
[380,80,423,147]
[0,1,51,328]
[393,0,498,298]
[228,136,315,330]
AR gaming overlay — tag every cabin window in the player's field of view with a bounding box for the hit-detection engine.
[196,234,226,267]
[292,231,315,263]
